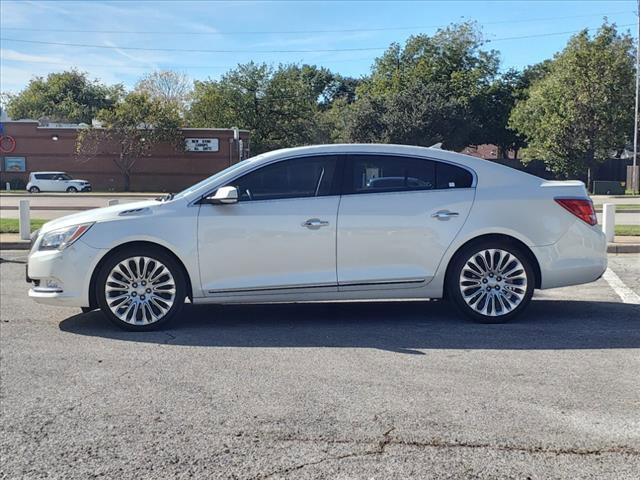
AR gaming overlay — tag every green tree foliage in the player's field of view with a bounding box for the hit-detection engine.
[5,70,123,124]
[187,62,360,153]
[509,24,635,177]
[345,23,500,150]
[76,93,182,191]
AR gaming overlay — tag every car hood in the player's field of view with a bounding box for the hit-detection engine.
[39,199,161,233]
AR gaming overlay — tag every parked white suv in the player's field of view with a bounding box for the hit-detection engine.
[26,144,607,330]
[26,172,92,193]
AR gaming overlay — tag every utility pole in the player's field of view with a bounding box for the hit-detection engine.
[633,0,640,192]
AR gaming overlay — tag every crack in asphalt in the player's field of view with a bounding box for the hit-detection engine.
[251,428,639,479]
[276,434,640,457]
[253,426,396,480]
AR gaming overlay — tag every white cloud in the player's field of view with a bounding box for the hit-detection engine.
[0,49,67,64]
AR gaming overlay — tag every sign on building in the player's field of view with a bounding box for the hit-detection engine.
[185,138,219,152]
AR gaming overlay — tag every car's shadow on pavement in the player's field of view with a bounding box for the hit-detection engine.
[58,299,640,354]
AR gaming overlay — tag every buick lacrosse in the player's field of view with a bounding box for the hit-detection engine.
[27,144,607,330]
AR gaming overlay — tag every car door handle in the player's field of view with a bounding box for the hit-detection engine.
[302,218,330,228]
[431,210,459,220]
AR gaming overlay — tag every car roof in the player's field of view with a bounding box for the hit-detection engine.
[32,171,67,174]
[249,144,499,173]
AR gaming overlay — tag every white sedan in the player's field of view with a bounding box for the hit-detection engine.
[26,144,607,330]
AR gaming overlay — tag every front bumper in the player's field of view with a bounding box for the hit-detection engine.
[27,239,106,307]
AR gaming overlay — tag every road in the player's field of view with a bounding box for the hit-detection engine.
[0,252,639,479]
[0,194,156,221]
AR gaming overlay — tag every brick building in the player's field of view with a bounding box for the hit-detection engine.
[0,120,250,192]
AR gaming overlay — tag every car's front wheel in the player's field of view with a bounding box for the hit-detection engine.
[66,186,78,193]
[447,241,534,323]
[29,186,40,193]
[96,247,186,330]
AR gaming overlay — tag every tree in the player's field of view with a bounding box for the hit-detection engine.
[509,23,635,178]
[346,22,500,150]
[76,93,182,191]
[134,70,192,112]
[472,70,525,159]
[5,70,122,123]
[188,62,328,154]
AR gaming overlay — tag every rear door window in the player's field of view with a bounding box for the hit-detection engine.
[346,155,436,194]
[35,174,54,180]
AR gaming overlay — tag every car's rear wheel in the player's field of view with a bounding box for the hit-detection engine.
[29,186,40,193]
[96,247,186,331]
[447,241,534,323]
[66,186,78,193]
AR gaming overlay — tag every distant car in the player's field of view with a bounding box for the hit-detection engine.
[26,172,92,193]
[26,144,606,330]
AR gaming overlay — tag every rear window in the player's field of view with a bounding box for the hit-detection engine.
[35,174,55,180]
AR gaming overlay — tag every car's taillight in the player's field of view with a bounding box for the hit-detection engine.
[554,198,597,226]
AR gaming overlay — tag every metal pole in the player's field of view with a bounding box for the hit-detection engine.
[19,200,30,241]
[633,0,640,189]
[602,203,616,243]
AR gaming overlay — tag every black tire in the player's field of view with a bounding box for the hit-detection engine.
[66,186,78,193]
[447,240,535,324]
[29,186,40,193]
[96,246,186,331]
[81,307,94,313]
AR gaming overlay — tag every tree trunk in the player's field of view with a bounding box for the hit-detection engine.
[123,171,131,192]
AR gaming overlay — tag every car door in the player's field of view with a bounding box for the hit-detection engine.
[197,155,341,295]
[50,174,66,192]
[38,174,56,192]
[336,154,475,289]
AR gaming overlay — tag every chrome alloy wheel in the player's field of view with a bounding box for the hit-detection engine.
[105,256,176,325]
[458,249,528,317]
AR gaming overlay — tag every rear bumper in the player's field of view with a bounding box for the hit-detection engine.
[532,220,607,289]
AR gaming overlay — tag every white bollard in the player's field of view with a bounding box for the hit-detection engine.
[602,203,616,243]
[108,199,119,206]
[5,182,10,191]
[19,200,30,241]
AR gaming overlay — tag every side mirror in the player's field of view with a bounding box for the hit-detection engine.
[205,186,238,205]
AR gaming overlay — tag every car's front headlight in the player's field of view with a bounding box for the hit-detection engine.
[39,223,94,251]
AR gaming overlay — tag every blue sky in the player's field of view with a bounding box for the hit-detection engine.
[0,0,637,93]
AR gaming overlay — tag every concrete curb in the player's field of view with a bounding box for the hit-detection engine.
[3,241,640,253]
[0,242,30,250]
[607,243,640,253]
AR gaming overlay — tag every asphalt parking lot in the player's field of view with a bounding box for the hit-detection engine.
[1,252,639,479]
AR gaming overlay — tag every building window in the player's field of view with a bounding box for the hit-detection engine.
[3,157,26,172]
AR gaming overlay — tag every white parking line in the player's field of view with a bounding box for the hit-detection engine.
[602,268,640,304]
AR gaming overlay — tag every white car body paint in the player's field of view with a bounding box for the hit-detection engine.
[27,144,607,309]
